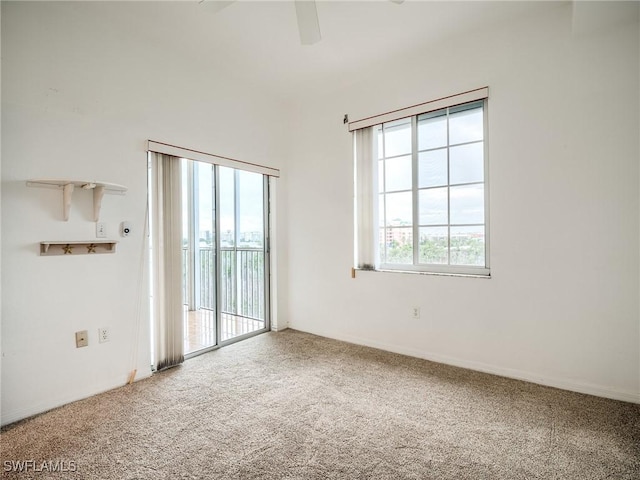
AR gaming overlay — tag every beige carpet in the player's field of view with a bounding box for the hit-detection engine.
[2,329,639,479]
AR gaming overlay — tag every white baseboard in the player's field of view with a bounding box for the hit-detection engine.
[292,325,640,405]
[1,369,153,427]
[271,323,289,332]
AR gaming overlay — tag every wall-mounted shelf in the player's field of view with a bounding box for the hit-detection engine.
[26,179,127,221]
[40,240,118,256]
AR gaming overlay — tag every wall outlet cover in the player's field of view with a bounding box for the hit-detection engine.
[98,327,110,343]
[75,330,88,348]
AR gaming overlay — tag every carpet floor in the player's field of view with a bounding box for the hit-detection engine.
[2,329,639,479]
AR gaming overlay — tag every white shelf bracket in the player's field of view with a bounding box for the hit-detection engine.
[63,183,74,222]
[93,186,105,222]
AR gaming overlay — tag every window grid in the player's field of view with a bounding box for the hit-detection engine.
[377,99,487,272]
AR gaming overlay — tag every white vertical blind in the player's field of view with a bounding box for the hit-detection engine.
[354,127,377,269]
[149,153,184,370]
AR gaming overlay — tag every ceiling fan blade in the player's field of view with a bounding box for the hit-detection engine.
[199,0,236,14]
[294,0,321,45]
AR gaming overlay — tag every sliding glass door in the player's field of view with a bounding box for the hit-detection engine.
[218,166,269,342]
[182,159,269,356]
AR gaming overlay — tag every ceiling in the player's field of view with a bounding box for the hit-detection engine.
[27,1,572,100]
[153,1,564,97]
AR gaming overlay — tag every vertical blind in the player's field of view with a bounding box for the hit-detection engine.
[149,153,184,370]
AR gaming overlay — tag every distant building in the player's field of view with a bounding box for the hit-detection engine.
[380,219,412,246]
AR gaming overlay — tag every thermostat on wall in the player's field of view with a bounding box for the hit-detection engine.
[121,221,132,237]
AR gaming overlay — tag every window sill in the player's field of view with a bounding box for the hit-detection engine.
[355,267,491,279]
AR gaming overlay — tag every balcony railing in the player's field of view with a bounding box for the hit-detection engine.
[183,246,265,321]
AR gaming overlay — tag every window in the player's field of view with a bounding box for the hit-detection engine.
[354,89,489,276]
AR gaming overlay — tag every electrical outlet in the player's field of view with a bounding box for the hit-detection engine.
[96,222,107,238]
[411,306,421,320]
[98,327,110,343]
[75,330,89,348]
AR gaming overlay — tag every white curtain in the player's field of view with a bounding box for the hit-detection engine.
[354,127,377,269]
[149,153,184,370]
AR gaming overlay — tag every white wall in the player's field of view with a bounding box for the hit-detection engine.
[285,4,640,402]
[1,2,288,425]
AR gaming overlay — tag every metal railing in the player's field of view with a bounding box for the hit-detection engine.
[183,246,265,321]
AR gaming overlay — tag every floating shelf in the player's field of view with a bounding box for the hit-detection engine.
[40,240,118,256]
[27,179,127,222]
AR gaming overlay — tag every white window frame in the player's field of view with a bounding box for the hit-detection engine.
[353,88,490,277]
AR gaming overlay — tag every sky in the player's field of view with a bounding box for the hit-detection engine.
[181,161,265,245]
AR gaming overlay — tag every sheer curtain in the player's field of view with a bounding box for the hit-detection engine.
[149,152,184,370]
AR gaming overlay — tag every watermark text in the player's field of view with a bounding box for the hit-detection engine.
[3,460,77,473]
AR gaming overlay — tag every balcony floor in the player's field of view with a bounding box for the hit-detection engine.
[184,307,265,354]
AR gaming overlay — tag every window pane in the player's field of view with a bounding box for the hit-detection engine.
[385,191,412,227]
[384,118,411,157]
[385,155,412,192]
[378,194,385,228]
[378,160,384,192]
[419,227,448,265]
[238,170,264,248]
[377,126,384,160]
[450,143,483,185]
[419,149,447,188]
[383,228,413,264]
[219,166,235,247]
[181,159,189,249]
[450,184,484,225]
[419,187,447,225]
[418,111,447,150]
[197,162,215,248]
[449,105,483,145]
[450,226,485,266]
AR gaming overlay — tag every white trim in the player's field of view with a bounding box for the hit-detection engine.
[348,87,489,132]
[292,326,640,405]
[147,140,280,178]
[482,99,491,270]
[268,177,286,331]
[271,325,289,332]
[376,264,491,277]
